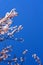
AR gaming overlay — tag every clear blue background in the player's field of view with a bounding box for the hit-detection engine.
[0,0,43,65]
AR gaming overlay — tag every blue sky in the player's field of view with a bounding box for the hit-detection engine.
[0,0,43,65]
